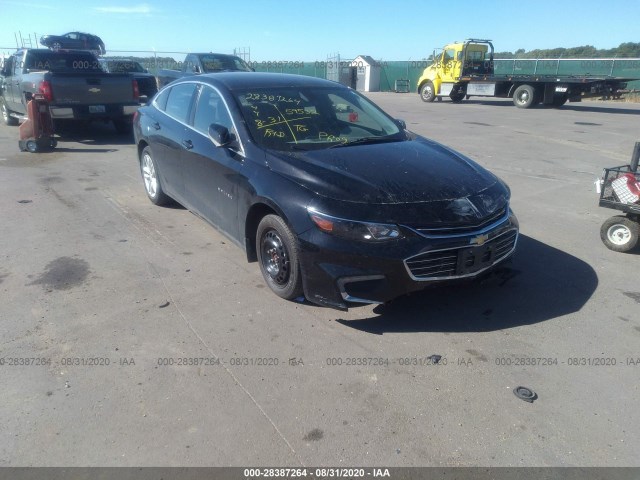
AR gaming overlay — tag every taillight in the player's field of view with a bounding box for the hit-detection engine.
[38,80,53,103]
[133,110,139,123]
[132,79,140,100]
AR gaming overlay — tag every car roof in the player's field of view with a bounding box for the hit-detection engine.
[15,48,98,55]
[190,72,345,91]
[65,32,100,37]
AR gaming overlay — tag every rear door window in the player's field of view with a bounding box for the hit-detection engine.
[164,83,197,124]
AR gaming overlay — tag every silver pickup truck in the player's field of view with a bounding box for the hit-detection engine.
[0,49,140,133]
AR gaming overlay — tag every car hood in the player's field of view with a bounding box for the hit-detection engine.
[266,137,501,205]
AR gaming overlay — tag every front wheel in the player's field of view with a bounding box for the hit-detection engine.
[600,215,639,252]
[0,97,18,126]
[140,146,170,205]
[419,81,436,102]
[512,84,536,108]
[256,215,303,300]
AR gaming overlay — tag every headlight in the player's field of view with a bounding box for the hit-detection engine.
[308,209,403,242]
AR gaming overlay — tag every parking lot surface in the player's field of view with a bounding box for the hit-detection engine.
[0,95,638,467]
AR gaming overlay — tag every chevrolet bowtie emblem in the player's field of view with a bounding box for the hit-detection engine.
[88,87,101,93]
[470,234,489,246]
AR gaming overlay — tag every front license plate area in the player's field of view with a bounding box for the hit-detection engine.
[89,105,106,113]
[456,244,496,275]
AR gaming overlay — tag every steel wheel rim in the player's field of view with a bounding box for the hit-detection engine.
[421,85,433,100]
[141,153,157,198]
[1,102,8,123]
[261,230,290,286]
[607,224,631,245]
[517,90,529,104]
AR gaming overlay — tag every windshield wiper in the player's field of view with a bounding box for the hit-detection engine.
[327,136,404,148]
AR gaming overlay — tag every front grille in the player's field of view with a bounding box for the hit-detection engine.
[405,229,518,280]
[411,207,507,237]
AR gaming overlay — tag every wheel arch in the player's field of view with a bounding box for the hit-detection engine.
[137,140,149,162]
[508,82,543,99]
[244,200,293,263]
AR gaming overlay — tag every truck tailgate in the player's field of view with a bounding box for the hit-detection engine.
[49,73,136,105]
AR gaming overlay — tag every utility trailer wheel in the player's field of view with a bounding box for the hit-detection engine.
[513,84,536,108]
[419,81,436,102]
[600,215,639,252]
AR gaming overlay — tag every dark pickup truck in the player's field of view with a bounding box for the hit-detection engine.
[156,52,253,88]
[0,49,140,133]
[98,58,158,102]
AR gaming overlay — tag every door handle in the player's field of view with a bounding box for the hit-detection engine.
[182,139,193,150]
[151,121,160,130]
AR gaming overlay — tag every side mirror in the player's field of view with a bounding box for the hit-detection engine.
[395,119,406,130]
[208,123,231,147]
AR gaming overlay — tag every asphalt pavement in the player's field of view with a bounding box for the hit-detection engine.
[0,95,638,467]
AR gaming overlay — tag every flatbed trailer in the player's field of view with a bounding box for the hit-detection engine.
[417,39,638,108]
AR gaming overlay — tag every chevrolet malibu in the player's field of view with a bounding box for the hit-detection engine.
[133,73,518,310]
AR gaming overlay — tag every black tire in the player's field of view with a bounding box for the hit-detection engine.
[419,81,436,102]
[512,84,536,108]
[26,140,38,153]
[552,95,568,107]
[600,215,639,252]
[1,97,19,126]
[450,92,465,103]
[113,119,132,135]
[140,146,170,205]
[256,214,303,300]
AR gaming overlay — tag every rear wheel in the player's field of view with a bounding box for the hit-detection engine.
[450,91,465,103]
[552,95,568,107]
[600,215,639,252]
[256,215,303,300]
[1,97,18,126]
[419,81,436,102]
[140,146,170,205]
[513,84,536,108]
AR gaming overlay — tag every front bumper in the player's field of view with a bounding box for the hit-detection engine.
[297,210,519,310]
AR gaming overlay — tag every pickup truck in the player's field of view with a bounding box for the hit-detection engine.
[0,49,140,133]
[156,52,253,88]
[98,58,158,101]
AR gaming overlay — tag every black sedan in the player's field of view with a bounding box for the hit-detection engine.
[40,32,105,55]
[133,73,518,310]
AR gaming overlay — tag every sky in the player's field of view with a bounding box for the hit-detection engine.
[1,0,639,61]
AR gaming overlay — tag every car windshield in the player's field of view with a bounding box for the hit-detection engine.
[201,55,253,73]
[234,86,403,151]
[104,60,145,73]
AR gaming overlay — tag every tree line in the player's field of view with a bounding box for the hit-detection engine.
[494,42,640,59]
